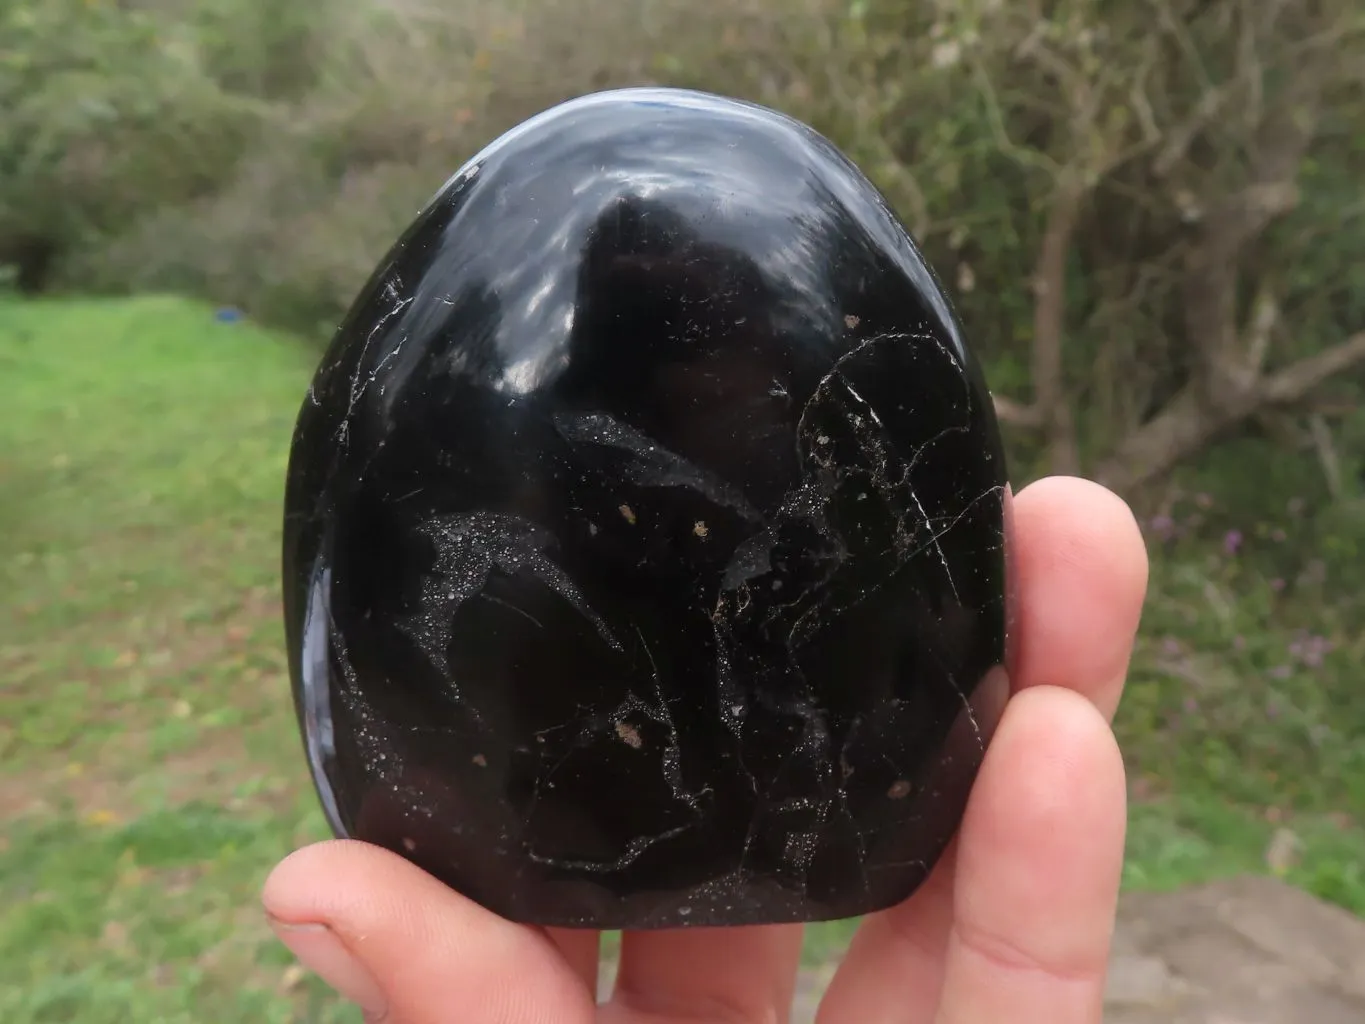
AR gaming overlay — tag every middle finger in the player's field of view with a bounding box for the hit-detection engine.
[609,923,804,1022]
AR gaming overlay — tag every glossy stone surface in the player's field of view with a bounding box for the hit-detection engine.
[282,88,1012,929]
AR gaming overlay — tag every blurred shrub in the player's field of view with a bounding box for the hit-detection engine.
[9,0,1365,517]
[0,0,282,289]
[60,0,749,330]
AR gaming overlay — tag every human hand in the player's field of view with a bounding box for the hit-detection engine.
[263,475,1148,1023]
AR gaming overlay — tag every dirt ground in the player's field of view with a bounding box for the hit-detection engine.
[1097,876,1365,1024]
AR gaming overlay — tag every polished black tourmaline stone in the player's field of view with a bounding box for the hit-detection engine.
[282,88,1012,930]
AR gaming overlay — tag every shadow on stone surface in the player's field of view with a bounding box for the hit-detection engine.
[1103,876,1365,1024]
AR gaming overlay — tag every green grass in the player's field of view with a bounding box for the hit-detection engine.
[1,296,343,1021]
[1115,517,1365,917]
[1,295,1360,1018]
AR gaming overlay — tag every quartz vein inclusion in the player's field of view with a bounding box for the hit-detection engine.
[282,86,1010,929]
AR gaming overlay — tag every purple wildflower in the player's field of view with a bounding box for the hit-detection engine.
[1149,514,1175,540]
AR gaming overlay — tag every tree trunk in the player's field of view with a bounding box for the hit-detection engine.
[1032,176,1084,475]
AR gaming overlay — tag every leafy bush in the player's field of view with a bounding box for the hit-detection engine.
[7,0,1363,521]
[24,0,1359,505]
[0,0,285,288]
[60,0,757,331]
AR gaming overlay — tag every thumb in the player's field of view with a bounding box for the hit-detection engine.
[262,839,594,1023]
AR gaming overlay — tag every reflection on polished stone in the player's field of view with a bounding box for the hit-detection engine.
[282,88,1012,929]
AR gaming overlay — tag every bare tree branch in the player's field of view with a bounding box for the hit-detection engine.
[1031,173,1085,472]
[969,59,1061,175]
[1093,384,1216,493]
[1094,331,1365,492]
[1262,332,1365,403]
[1153,86,1225,177]
[1183,54,1326,399]
[952,0,1360,493]
[1307,412,1345,499]
[1245,286,1278,375]
[1004,18,1145,474]
[991,394,1044,428]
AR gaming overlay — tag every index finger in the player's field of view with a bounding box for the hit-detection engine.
[1007,475,1149,716]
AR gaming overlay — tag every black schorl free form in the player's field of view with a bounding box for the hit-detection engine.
[283,88,1014,930]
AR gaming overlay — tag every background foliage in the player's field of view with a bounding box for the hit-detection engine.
[7,0,1364,492]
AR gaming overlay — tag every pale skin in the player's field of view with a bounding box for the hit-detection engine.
[263,476,1149,1024]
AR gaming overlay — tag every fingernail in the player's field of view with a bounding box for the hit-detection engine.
[268,915,387,1020]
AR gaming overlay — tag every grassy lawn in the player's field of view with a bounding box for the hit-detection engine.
[2,295,1361,1020]
[1,297,344,1022]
